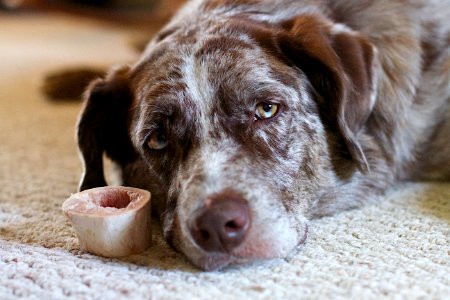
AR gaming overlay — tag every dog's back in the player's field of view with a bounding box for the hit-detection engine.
[327,0,450,181]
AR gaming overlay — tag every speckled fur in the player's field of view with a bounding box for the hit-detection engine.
[76,0,450,270]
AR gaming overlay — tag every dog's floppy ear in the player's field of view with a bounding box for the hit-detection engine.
[77,65,137,191]
[277,15,378,173]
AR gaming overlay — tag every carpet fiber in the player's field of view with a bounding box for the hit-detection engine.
[0,12,449,300]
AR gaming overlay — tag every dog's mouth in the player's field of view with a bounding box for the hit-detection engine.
[191,223,309,271]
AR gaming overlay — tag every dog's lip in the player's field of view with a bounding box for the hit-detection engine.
[195,252,234,271]
[195,224,309,271]
[194,246,267,270]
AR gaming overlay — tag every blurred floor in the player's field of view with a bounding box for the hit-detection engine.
[0,0,186,28]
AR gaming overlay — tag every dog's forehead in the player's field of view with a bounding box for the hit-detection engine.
[130,23,288,109]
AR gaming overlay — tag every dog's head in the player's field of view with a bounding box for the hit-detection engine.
[77,13,378,270]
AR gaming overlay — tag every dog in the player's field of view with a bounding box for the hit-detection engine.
[47,0,450,270]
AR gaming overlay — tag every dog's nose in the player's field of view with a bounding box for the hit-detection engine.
[189,191,251,253]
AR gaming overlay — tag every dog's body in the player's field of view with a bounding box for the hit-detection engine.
[70,0,450,270]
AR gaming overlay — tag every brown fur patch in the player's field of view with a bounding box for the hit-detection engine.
[42,68,105,101]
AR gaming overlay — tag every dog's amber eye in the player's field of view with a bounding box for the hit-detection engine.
[147,130,168,150]
[255,103,279,120]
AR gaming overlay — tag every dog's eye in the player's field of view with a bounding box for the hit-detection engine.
[147,130,168,150]
[255,103,279,120]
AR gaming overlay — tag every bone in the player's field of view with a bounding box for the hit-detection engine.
[62,186,152,258]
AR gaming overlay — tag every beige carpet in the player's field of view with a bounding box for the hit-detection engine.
[0,12,449,300]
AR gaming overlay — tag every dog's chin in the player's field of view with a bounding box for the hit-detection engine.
[192,252,269,271]
[188,224,309,271]
[193,253,235,271]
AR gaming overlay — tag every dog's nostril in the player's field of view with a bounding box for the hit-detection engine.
[189,191,251,253]
[225,221,238,230]
[200,230,210,241]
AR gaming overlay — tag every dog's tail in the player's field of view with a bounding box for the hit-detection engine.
[42,67,105,101]
[41,35,152,101]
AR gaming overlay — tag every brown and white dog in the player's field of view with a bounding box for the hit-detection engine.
[66,0,450,270]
